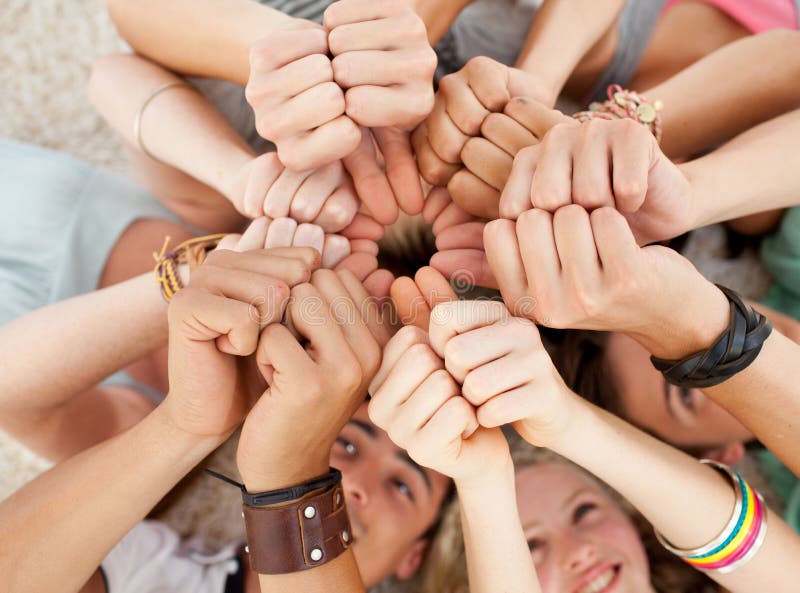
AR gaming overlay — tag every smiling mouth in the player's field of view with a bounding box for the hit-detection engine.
[576,565,620,593]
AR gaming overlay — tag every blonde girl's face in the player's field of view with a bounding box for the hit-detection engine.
[515,463,656,593]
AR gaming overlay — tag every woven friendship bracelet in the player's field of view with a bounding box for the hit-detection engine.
[650,285,772,388]
[656,461,768,574]
[574,84,663,143]
[153,233,228,302]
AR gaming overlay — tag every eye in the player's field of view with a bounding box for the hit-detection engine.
[527,538,543,552]
[573,502,597,523]
[336,437,357,456]
[679,387,695,410]
[392,478,414,502]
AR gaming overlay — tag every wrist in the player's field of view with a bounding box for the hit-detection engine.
[678,159,713,232]
[152,403,227,459]
[239,456,330,493]
[455,458,516,506]
[628,280,730,360]
[516,387,585,452]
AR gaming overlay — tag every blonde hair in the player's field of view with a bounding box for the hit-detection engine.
[418,435,718,593]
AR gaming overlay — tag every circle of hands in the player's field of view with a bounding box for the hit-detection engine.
[165,0,705,487]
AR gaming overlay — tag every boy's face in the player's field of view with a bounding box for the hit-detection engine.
[605,333,753,449]
[330,403,452,587]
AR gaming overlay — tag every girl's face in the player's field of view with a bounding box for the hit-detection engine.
[515,463,655,593]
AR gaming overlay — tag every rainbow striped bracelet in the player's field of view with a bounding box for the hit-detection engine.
[655,460,768,575]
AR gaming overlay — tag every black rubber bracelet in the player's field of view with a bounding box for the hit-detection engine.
[651,285,772,388]
[205,468,342,507]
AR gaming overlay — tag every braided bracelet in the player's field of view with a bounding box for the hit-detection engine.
[655,461,768,574]
[153,233,228,302]
[650,285,772,388]
[573,84,663,143]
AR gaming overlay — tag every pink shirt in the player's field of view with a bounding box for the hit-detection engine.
[664,0,798,33]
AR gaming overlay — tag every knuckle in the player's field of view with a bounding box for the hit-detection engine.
[442,339,466,372]
[451,108,486,137]
[367,397,388,428]
[326,27,347,55]
[461,372,483,402]
[330,54,352,87]
[465,55,491,74]
[407,342,438,367]
[286,259,312,285]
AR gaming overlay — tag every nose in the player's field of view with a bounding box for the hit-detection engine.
[557,532,598,574]
[341,460,376,509]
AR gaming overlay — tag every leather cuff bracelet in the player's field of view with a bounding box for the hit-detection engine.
[651,285,772,388]
[243,484,352,574]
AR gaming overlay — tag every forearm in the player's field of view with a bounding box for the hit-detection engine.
[456,467,541,593]
[0,404,222,593]
[89,54,253,200]
[646,30,800,160]
[0,273,166,419]
[682,109,800,230]
[107,0,305,84]
[704,331,800,477]
[515,0,624,99]
[548,399,800,593]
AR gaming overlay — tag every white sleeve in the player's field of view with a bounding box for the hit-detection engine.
[100,521,181,593]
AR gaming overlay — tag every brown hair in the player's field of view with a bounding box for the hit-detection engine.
[417,436,718,593]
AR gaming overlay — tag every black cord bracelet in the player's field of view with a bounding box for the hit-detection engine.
[650,285,772,388]
[205,467,342,507]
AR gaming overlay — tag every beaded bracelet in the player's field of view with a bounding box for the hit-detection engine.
[153,233,228,302]
[573,84,663,143]
[655,461,768,574]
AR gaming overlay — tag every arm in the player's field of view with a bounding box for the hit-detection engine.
[369,321,540,593]
[550,396,800,593]
[485,204,800,476]
[0,248,318,593]
[515,0,625,106]
[646,30,800,160]
[0,404,223,593]
[236,269,383,593]
[107,0,305,85]
[429,299,800,593]
[0,274,166,459]
[89,54,251,232]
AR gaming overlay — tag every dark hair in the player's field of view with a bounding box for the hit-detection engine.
[548,329,625,416]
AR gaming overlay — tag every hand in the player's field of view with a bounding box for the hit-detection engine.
[484,205,730,359]
[343,126,425,225]
[368,325,509,485]
[226,154,358,232]
[164,248,318,438]
[500,118,695,245]
[246,27,361,171]
[390,265,457,330]
[449,98,572,218]
[428,300,574,449]
[324,0,436,130]
[237,269,382,490]
[219,216,360,269]
[429,220,497,289]
[422,186,476,236]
